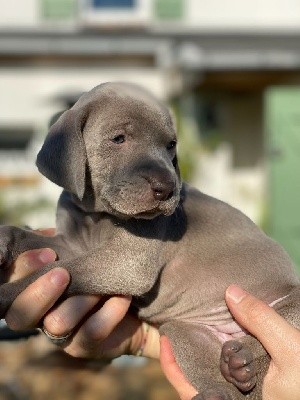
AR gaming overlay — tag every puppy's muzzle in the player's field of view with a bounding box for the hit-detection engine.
[148,177,175,201]
[137,160,178,206]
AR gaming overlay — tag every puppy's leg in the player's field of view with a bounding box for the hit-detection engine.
[0,225,74,268]
[220,329,280,400]
[220,340,256,391]
[220,287,300,398]
[160,320,245,400]
[274,286,300,329]
[0,244,161,318]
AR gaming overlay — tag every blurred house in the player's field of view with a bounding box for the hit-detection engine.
[0,0,299,269]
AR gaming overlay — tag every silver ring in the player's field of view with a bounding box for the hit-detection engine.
[39,326,73,346]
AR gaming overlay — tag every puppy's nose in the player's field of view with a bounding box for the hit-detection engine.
[150,180,174,201]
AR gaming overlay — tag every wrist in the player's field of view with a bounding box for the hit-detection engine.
[140,322,160,359]
[130,322,160,359]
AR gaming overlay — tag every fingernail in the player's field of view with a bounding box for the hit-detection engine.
[49,268,69,287]
[226,285,248,304]
[38,248,56,264]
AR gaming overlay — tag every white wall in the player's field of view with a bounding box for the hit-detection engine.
[0,67,166,126]
[184,0,300,32]
[2,0,300,32]
[192,144,266,225]
[0,0,38,28]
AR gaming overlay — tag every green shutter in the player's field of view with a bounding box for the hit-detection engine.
[40,0,76,21]
[153,0,184,20]
[265,87,300,273]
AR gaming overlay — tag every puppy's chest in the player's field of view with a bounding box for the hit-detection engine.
[65,214,118,253]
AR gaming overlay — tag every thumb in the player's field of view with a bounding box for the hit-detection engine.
[225,285,299,363]
[10,248,57,281]
[160,336,198,400]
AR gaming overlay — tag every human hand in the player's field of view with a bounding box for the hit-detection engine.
[225,284,300,400]
[4,230,159,360]
[161,285,300,400]
[160,335,198,400]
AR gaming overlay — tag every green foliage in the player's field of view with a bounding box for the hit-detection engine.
[170,101,201,182]
[201,129,223,152]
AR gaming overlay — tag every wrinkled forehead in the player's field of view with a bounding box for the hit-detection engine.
[75,83,175,133]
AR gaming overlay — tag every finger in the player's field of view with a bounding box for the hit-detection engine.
[43,295,101,337]
[5,267,69,330]
[225,285,300,362]
[160,336,198,400]
[10,248,57,281]
[66,295,131,358]
[79,295,131,341]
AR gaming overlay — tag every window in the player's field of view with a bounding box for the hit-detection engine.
[81,0,148,27]
[0,127,34,150]
[92,0,135,8]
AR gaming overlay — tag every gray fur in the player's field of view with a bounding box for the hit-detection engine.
[0,82,299,400]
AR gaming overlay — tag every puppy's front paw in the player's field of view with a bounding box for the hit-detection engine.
[220,340,256,392]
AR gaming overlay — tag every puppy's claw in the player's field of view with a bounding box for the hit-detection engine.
[220,340,257,392]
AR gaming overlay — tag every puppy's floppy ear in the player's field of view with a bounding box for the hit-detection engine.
[48,110,65,128]
[36,109,87,200]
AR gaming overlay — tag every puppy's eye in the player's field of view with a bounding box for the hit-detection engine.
[111,134,126,144]
[167,140,177,150]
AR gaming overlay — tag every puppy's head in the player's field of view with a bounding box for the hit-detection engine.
[37,82,181,219]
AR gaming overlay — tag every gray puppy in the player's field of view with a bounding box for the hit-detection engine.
[0,82,299,400]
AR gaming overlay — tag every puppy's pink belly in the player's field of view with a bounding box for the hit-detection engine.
[182,307,247,343]
[205,322,247,343]
[187,295,289,344]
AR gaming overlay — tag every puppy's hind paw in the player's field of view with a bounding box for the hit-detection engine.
[220,340,256,392]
